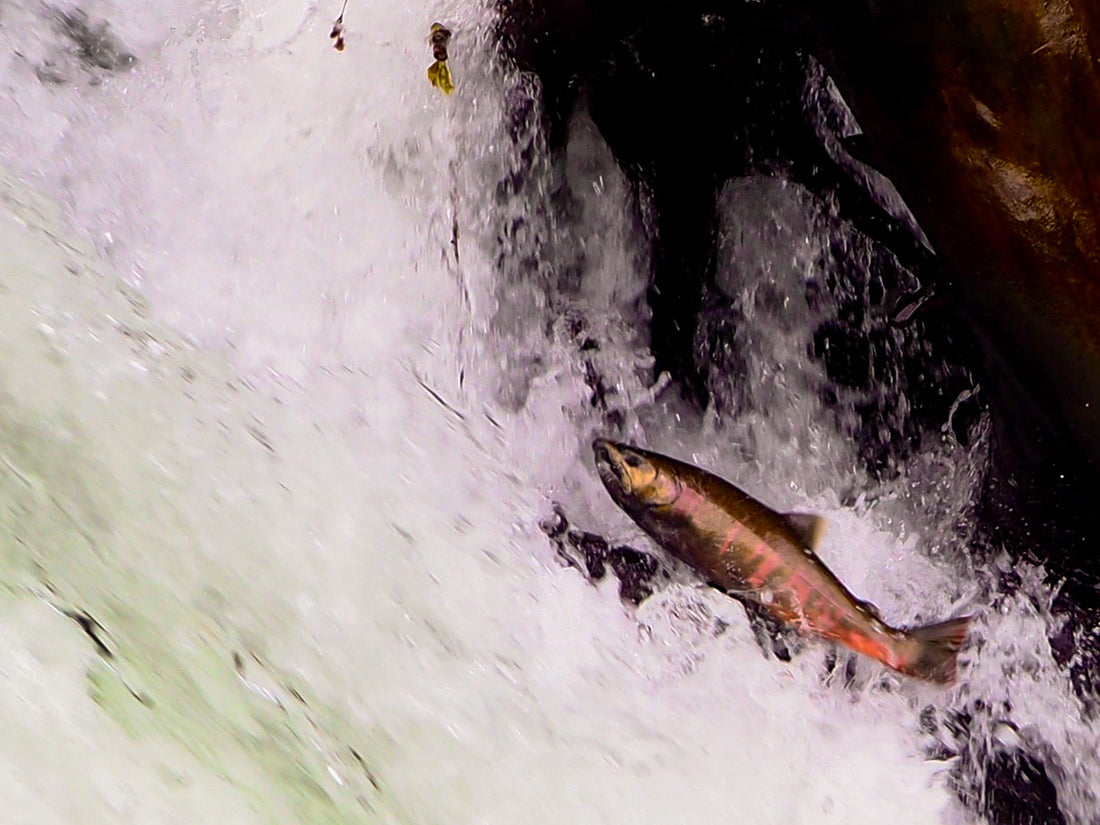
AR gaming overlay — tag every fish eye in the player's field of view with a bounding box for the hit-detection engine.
[623,453,643,468]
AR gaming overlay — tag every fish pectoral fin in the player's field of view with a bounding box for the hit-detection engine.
[782,513,827,550]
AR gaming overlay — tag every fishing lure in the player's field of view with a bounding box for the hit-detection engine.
[428,22,454,94]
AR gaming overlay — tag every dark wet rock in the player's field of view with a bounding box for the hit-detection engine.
[606,543,662,606]
[495,0,976,494]
[496,0,1100,689]
[1048,587,1100,712]
[540,504,669,605]
[537,504,569,541]
[564,528,610,583]
[496,0,1100,464]
[35,61,69,85]
[973,750,1066,825]
[805,0,1100,475]
[916,702,1071,825]
[949,718,1066,825]
[33,8,136,85]
[497,1,936,411]
[56,9,136,73]
[502,7,1100,818]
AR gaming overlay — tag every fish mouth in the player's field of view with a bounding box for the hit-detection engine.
[593,438,630,493]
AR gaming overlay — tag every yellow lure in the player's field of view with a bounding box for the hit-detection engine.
[428,59,454,94]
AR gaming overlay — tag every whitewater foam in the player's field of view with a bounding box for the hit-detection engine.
[1,0,1096,822]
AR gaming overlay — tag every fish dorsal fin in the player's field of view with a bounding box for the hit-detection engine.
[783,513,827,550]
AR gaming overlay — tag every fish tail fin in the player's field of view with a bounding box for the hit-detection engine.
[899,615,972,684]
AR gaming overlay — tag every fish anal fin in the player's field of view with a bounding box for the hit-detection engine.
[783,513,827,550]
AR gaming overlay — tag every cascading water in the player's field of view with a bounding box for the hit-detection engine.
[0,1,1097,823]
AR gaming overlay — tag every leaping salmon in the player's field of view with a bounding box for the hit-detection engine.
[592,439,971,684]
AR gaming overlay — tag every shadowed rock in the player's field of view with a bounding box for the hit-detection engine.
[497,0,1100,686]
[540,504,668,605]
[501,4,1100,819]
[497,1,937,407]
[56,9,136,73]
[807,1,1100,469]
[922,705,1067,825]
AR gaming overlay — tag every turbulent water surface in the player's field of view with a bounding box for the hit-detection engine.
[0,1,1097,822]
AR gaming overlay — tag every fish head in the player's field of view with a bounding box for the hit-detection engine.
[593,439,683,512]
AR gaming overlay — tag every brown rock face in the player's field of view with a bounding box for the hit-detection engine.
[816,0,1100,471]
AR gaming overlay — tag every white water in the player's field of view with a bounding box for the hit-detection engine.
[0,1,1096,822]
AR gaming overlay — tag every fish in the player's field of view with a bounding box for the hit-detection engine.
[592,439,971,684]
